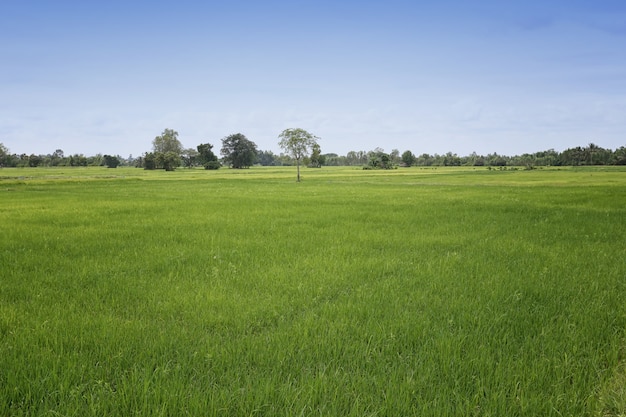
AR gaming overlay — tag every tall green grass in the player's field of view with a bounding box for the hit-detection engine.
[1,166,625,416]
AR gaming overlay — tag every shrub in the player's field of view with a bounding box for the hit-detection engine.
[204,161,221,170]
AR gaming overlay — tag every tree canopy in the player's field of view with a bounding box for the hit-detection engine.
[366,148,394,170]
[153,129,183,155]
[401,150,416,167]
[278,128,320,181]
[103,154,120,168]
[0,142,9,166]
[197,143,220,170]
[309,143,324,168]
[143,129,184,170]
[220,133,257,169]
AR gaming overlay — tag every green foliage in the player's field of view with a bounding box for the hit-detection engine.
[197,143,220,169]
[0,142,9,166]
[367,148,394,169]
[204,160,221,170]
[157,151,181,171]
[0,167,625,416]
[220,133,257,168]
[152,128,183,155]
[614,146,626,165]
[142,152,156,170]
[308,143,323,168]
[68,154,89,166]
[278,128,320,181]
[257,149,278,166]
[401,150,416,167]
[181,148,199,168]
[102,154,120,168]
[141,129,183,171]
[28,154,42,167]
[145,129,184,171]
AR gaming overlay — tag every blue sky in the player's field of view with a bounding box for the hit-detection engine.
[1,0,625,157]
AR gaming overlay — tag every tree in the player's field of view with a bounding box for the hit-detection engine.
[153,129,183,155]
[0,143,9,167]
[197,143,220,169]
[308,143,323,168]
[157,152,181,171]
[613,146,626,165]
[88,153,104,167]
[257,150,278,166]
[278,128,320,181]
[103,154,120,168]
[143,152,157,170]
[181,148,199,168]
[50,149,65,166]
[390,149,401,165]
[560,147,584,166]
[443,152,461,166]
[221,133,257,169]
[401,150,416,167]
[68,154,88,167]
[366,148,393,169]
[28,154,42,167]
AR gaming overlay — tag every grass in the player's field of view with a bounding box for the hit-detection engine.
[1,165,625,416]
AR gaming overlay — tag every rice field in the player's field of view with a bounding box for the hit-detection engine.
[1,165,625,416]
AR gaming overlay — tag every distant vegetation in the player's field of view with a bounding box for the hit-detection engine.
[1,132,625,170]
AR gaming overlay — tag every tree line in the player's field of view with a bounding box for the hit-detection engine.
[1,132,625,171]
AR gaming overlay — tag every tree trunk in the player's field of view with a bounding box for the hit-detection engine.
[296,159,301,182]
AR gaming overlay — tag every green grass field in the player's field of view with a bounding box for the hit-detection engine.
[1,166,625,416]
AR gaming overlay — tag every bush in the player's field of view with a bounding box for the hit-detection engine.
[204,161,221,170]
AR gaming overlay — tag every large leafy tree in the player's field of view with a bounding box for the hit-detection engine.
[220,133,257,169]
[401,150,416,167]
[278,128,320,182]
[197,143,220,169]
[146,128,184,170]
[153,129,183,155]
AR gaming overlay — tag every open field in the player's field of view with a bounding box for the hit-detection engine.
[1,166,625,416]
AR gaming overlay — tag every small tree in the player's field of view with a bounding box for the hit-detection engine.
[278,128,320,182]
[390,149,401,165]
[103,154,120,168]
[143,152,157,170]
[401,150,416,167]
[309,143,323,168]
[0,143,9,167]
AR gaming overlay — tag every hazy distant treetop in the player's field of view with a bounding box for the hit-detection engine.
[153,128,183,155]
